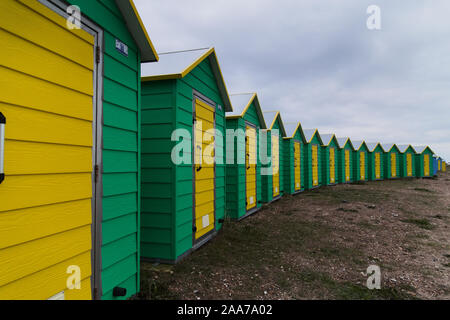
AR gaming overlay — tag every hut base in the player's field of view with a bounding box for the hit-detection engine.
[237,207,262,221]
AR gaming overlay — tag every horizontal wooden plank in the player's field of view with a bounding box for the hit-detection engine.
[0,251,91,300]
[103,150,137,173]
[5,140,92,175]
[102,193,137,222]
[101,253,137,294]
[103,102,137,132]
[0,199,92,250]
[0,226,91,287]
[0,173,92,213]
[1,28,93,95]
[104,78,137,111]
[104,54,137,91]
[0,67,93,121]
[101,234,137,270]
[1,0,94,69]
[5,103,90,145]
[103,125,137,152]
[102,173,137,197]
[102,213,137,246]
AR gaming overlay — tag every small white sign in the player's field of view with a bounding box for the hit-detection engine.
[249,196,254,204]
[115,39,128,57]
[202,215,210,228]
[275,187,278,192]
[296,183,300,188]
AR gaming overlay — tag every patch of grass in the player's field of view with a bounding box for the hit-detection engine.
[413,187,434,193]
[401,218,434,230]
[336,207,359,213]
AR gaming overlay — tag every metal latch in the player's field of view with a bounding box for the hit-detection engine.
[0,112,5,184]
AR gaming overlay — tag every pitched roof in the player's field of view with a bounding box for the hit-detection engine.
[227,93,266,128]
[116,0,158,62]
[413,146,434,154]
[262,111,286,136]
[320,134,337,146]
[283,122,307,142]
[366,142,381,152]
[397,144,416,153]
[303,129,323,144]
[336,137,355,150]
[141,47,232,111]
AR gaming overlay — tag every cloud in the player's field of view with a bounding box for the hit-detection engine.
[135,0,450,160]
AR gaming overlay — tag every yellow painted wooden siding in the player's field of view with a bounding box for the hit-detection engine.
[345,150,350,182]
[443,162,446,172]
[407,153,413,176]
[312,145,319,186]
[272,135,280,197]
[375,152,381,179]
[329,148,335,184]
[438,160,441,171]
[360,152,365,180]
[194,99,215,240]
[246,126,256,210]
[294,141,301,190]
[391,153,397,177]
[0,0,95,300]
[424,154,430,177]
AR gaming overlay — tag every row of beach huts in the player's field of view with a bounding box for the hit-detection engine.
[0,0,446,300]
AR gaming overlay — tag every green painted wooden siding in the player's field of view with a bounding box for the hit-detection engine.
[321,140,339,186]
[337,143,354,184]
[283,136,305,195]
[400,148,416,178]
[368,146,385,181]
[225,102,263,220]
[305,135,322,189]
[353,146,369,182]
[141,58,226,262]
[67,0,141,300]
[261,132,273,203]
[383,148,401,179]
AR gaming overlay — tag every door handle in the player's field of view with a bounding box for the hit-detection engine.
[0,112,5,184]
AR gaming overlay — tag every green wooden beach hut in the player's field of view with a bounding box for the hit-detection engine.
[0,0,159,300]
[413,146,434,178]
[397,145,417,178]
[352,141,370,182]
[261,111,287,202]
[225,93,267,220]
[336,138,355,184]
[283,122,307,195]
[320,134,339,186]
[303,129,324,189]
[381,144,401,179]
[140,47,233,263]
[366,143,385,181]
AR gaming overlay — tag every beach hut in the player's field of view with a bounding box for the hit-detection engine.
[225,93,267,220]
[283,122,307,195]
[381,144,401,179]
[352,141,370,182]
[366,143,384,181]
[336,138,355,184]
[261,111,287,202]
[412,146,434,178]
[438,157,443,171]
[398,145,417,178]
[320,134,340,186]
[140,48,232,263]
[0,0,158,300]
[443,160,447,172]
[303,129,324,189]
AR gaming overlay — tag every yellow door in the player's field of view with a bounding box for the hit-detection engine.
[294,141,301,191]
[272,134,280,197]
[194,99,215,240]
[312,145,319,186]
[375,152,381,179]
[329,148,335,184]
[391,153,397,177]
[443,162,446,172]
[345,149,350,182]
[0,0,96,300]
[246,126,256,210]
[438,160,441,171]
[407,153,412,176]
[359,151,365,180]
[424,154,430,177]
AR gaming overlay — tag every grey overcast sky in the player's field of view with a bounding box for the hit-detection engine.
[135,0,450,160]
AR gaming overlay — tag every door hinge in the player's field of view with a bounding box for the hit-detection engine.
[96,46,101,64]
[94,164,99,183]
